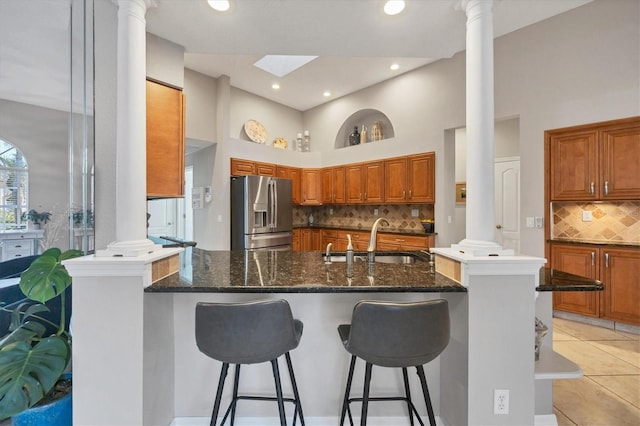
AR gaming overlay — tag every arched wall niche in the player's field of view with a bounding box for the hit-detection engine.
[335,109,394,149]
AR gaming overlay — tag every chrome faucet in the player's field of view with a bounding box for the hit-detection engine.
[367,217,389,263]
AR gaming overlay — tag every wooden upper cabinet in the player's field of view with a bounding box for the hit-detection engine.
[600,121,640,200]
[321,167,346,204]
[230,158,256,176]
[255,162,276,176]
[146,79,185,198]
[384,157,408,203]
[407,153,435,203]
[547,117,640,201]
[301,168,322,205]
[548,128,599,201]
[345,161,384,203]
[277,165,301,204]
[600,248,640,325]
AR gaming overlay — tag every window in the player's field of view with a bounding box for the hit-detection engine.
[0,139,28,230]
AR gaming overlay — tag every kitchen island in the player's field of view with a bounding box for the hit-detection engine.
[67,247,602,425]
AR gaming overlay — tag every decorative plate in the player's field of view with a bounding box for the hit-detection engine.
[244,119,267,144]
[273,137,288,149]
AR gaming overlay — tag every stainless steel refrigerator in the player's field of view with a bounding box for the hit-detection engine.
[231,175,293,250]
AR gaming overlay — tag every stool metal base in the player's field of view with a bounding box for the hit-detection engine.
[210,352,305,426]
[340,355,436,426]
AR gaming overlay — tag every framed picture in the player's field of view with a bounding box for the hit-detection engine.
[456,183,467,203]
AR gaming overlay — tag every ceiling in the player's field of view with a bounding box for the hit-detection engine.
[146,0,593,111]
[0,0,592,114]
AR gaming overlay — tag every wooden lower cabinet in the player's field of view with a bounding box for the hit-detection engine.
[600,248,640,325]
[300,228,321,251]
[551,244,600,317]
[376,233,435,251]
[292,229,301,252]
[551,242,640,325]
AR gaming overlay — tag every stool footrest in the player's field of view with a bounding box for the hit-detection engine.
[344,396,425,426]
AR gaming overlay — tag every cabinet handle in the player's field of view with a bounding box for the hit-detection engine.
[409,190,412,199]
[605,252,609,268]
[364,192,367,200]
[604,181,609,195]
[360,193,363,200]
[590,182,595,194]
[403,190,406,199]
[591,252,595,266]
[396,239,405,242]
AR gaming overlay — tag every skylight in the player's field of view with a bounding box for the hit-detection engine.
[253,55,318,78]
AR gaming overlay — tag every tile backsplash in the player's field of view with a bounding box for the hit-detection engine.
[294,204,435,232]
[552,201,640,244]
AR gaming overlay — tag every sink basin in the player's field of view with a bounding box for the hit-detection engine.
[322,253,424,264]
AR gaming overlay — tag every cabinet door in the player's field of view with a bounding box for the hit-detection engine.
[311,229,322,251]
[321,169,334,204]
[231,158,255,176]
[600,121,640,200]
[146,80,185,198]
[300,229,311,251]
[332,167,346,204]
[255,162,276,176]
[407,153,435,203]
[301,169,322,205]
[384,157,408,203]
[363,161,385,203]
[548,129,598,200]
[292,229,301,252]
[276,166,301,204]
[551,244,600,317]
[345,164,364,203]
[600,248,640,325]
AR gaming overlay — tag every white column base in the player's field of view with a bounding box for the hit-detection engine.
[96,238,162,257]
[453,239,514,256]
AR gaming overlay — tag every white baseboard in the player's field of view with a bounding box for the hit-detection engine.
[172,416,446,425]
[534,414,558,426]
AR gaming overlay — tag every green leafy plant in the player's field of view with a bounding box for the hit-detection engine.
[25,209,51,226]
[0,248,83,420]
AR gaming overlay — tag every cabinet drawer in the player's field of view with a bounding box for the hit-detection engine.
[3,239,33,251]
[377,233,430,249]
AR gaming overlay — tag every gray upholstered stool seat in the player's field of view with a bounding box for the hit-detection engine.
[338,299,450,426]
[195,299,305,426]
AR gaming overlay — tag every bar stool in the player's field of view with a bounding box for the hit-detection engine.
[195,299,305,426]
[337,299,450,426]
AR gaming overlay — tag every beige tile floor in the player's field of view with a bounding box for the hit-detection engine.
[553,317,640,426]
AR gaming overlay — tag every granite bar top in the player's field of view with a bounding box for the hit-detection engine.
[295,224,436,237]
[537,268,604,292]
[146,249,604,294]
[147,249,464,293]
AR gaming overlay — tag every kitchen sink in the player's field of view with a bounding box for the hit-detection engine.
[322,253,425,264]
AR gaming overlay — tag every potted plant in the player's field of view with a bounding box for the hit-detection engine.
[0,248,83,423]
[25,210,52,229]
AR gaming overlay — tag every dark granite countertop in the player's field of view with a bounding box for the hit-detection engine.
[147,249,463,293]
[147,249,604,294]
[548,239,639,248]
[294,224,436,237]
[537,268,604,292]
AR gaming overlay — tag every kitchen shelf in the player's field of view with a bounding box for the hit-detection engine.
[534,349,582,380]
[335,109,394,149]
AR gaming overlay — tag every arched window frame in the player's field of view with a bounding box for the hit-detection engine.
[0,139,29,230]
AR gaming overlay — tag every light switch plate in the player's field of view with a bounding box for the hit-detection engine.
[412,209,419,217]
[582,211,593,222]
[526,217,534,228]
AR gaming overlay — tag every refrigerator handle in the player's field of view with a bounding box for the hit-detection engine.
[272,180,278,228]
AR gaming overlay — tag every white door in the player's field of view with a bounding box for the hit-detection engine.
[147,199,178,237]
[494,158,520,253]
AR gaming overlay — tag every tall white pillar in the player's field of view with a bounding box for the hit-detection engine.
[98,0,160,257]
[454,0,512,256]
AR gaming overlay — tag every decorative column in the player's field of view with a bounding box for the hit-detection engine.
[98,0,160,257]
[454,0,511,256]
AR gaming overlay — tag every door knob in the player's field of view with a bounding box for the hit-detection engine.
[496,224,502,229]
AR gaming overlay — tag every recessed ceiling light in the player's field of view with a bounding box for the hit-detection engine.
[208,0,230,12]
[384,0,405,16]
[390,63,400,71]
[272,83,280,90]
[323,91,331,97]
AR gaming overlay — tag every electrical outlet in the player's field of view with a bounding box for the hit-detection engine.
[526,217,534,228]
[494,389,509,415]
[582,210,593,222]
[535,217,544,228]
[374,208,378,216]
[411,209,419,217]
